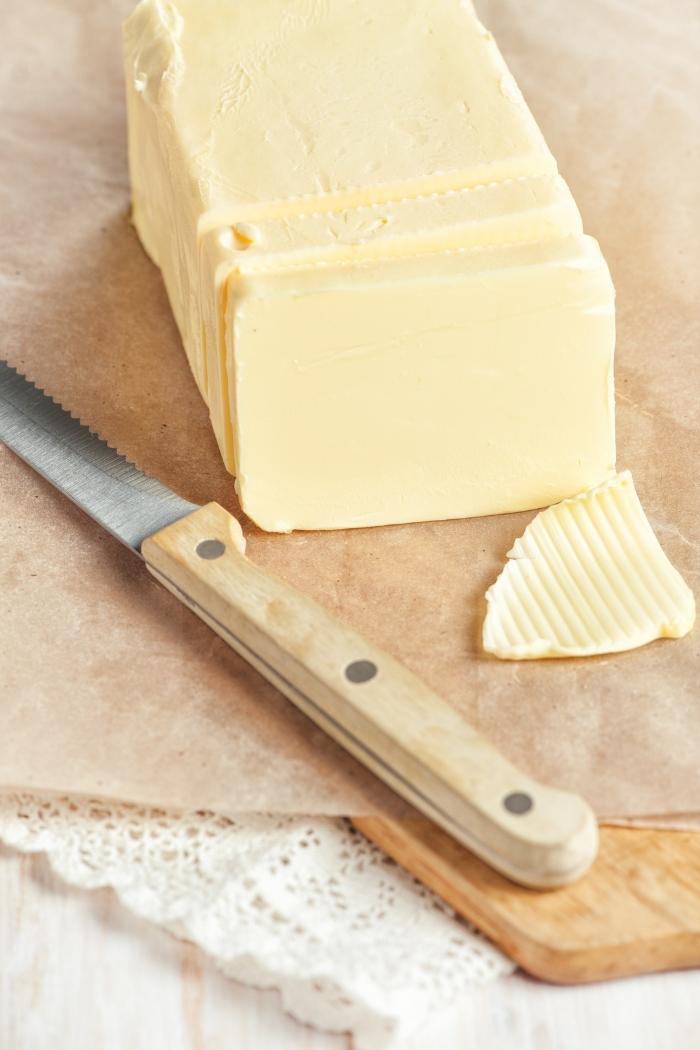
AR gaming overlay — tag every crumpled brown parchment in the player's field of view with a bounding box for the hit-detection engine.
[0,0,698,822]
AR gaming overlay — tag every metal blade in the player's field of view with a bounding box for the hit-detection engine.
[0,360,199,552]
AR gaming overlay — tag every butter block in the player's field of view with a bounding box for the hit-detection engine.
[123,0,616,532]
[483,472,696,660]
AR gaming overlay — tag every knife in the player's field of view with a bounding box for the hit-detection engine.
[0,359,597,888]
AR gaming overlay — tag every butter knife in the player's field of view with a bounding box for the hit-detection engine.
[0,359,598,888]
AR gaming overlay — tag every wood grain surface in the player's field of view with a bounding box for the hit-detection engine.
[143,502,597,890]
[355,818,700,983]
[3,843,699,1050]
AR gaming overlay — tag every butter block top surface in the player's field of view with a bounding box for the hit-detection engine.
[125,0,557,221]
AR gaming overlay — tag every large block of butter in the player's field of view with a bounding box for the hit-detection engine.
[123,0,615,532]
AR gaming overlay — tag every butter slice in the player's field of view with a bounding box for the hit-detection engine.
[483,472,695,660]
[123,0,616,532]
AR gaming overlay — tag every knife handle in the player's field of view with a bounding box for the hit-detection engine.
[142,502,597,889]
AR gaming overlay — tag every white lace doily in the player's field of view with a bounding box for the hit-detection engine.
[0,792,512,1048]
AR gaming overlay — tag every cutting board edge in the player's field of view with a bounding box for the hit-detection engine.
[353,816,700,984]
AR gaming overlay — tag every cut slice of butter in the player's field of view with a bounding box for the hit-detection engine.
[483,472,695,660]
[123,0,616,532]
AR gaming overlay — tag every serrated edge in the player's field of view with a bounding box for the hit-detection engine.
[0,358,157,482]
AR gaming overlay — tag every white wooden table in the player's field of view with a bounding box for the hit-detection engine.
[3,843,698,1049]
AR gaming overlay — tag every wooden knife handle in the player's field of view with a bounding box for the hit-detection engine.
[142,502,598,889]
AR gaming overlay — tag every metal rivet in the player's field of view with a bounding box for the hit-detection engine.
[196,539,226,560]
[503,791,533,815]
[345,659,378,684]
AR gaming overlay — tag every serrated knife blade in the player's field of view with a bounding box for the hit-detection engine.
[0,360,198,551]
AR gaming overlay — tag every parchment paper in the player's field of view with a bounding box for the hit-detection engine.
[1,0,698,822]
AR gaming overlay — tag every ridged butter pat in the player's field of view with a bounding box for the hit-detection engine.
[123,0,616,532]
[483,472,695,660]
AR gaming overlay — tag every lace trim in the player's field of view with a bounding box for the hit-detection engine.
[0,792,512,1048]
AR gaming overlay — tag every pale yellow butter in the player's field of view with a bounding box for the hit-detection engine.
[123,0,616,532]
[483,472,695,660]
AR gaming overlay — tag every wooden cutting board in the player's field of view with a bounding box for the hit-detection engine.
[354,817,700,982]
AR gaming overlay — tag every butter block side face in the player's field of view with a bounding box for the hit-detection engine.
[483,472,696,660]
[229,236,615,531]
[123,0,617,532]
[123,0,210,402]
